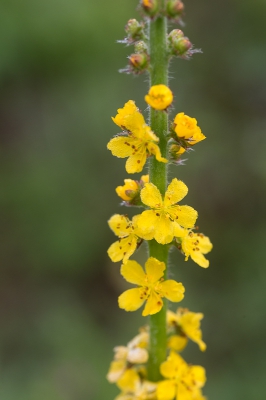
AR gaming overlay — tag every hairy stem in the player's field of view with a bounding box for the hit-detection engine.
[147,4,169,382]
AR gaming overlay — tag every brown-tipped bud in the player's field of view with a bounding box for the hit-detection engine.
[174,38,192,55]
[166,0,184,19]
[125,19,144,42]
[168,30,192,57]
[134,41,148,54]
[129,53,149,72]
[140,0,159,18]
[168,29,185,44]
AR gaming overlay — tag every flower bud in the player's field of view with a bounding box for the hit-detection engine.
[116,176,149,206]
[174,38,192,55]
[168,29,184,43]
[125,19,144,42]
[129,53,149,73]
[134,41,148,54]
[166,0,184,19]
[169,144,186,159]
[168,30,192,57]
[140,0,159,18]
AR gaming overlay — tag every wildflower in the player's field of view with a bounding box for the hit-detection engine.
[145,85,173,110]
[112,100,138,129]
[108,101,167,173]
[167,308,206,351]
[137,178,198,244]
[116,175,149,204]
[173,113,206,145]
[107,214,153,263]
[116,369,157,400]
[157,351,206,400]
[180,230,213,268]
[107,331,149,383]
[118,257,185,316]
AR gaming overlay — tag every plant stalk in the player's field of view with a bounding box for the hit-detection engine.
[147,3,169,381]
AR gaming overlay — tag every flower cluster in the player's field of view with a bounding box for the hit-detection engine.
[106,1,212,399]
[106,88,212,398]
[107,308,207,399]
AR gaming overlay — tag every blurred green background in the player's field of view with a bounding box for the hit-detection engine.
[0,0,266,399]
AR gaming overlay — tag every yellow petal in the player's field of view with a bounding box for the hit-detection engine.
[135,210,157,238]
[164,179,188,207]
[124,111,146,137]
[108,214,130,237]
[160,280,185,302]
[121,260,146,285]
[140,183,163,208]
[125,147,147,173]
[154,216,174,244]
[116,179,139,201]
[117,369,140,392]
[168,335,188,352]
[107,136,136,158]
[107,236,138,263]
[144,125,160,142]
[140,174,149,183]
[145,85,173,111]
[190,251,209,268]
[106,360,125,383]
[145,257,165,283]
[118,288,145,312]
[173,222,186,238]
[189,366,206,388]
[173,205,198,228]
[112,100,138,128]
[133,214,154,240]
[147,142,168,163]
[157,380,176,400]
[198,235,213,254]
[142,290,163,316]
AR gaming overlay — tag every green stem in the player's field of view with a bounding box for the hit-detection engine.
[147,3,169,381]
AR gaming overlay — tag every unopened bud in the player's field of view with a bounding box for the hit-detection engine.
[129,53,149,72]
[166,0,184,19]
[168,30,192,57]
[141,0,159,18]
[134,41,148,54]
[125,19,144,42]
[174,38,192,55]
[168,29,184,44]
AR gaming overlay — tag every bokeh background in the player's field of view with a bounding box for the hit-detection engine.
[1,0,266,399]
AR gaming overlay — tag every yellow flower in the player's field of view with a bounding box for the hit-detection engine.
[137,178,198,244]
[107,331,149,383]
[173,113,206,145]
[108,214,152,263]
[157,351,206,400]
[112,100,138,129]
[116,175,149,202]
[116,179,139,201]
[145,84,173,110]
[167,308,206,351]
[108,101,167,173]
[116,369,157,400]
[181,230,213,268]
[118,257,185,316]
